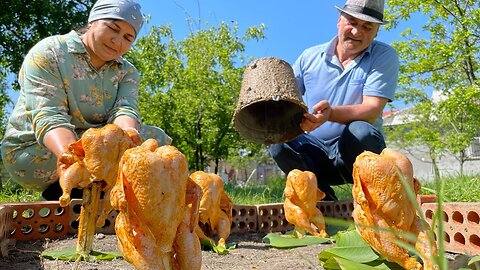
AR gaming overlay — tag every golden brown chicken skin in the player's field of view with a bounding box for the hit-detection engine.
[58,124,134,208]
[111,139,202,270]
[190,171,234,247]
[352,148,438,270]
[283,169,328,238]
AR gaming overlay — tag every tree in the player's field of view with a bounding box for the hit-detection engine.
[385,0,480,176]
[0,0,94,137]
[127,22,266,172]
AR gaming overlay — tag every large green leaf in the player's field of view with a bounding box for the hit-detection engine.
[318,246,379,264]
[262,232,331,248]
[335,228,369,247]
[318,229,407,270]
[335,256,379,270]
[41,246,122,261]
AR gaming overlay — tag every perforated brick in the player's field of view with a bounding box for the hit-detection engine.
[422,202,480,256]
[3,201,69,241]
[257,203,293,233]
[68,199,117,235]
[231,204,258,234]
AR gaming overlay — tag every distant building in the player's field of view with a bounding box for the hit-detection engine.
[382,106,480,181]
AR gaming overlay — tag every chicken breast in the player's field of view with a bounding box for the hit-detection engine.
[111,139,202,270]
[283,169,328,238]
[352,148,438,270]
[58,124,134,209]
[190,171,233,247]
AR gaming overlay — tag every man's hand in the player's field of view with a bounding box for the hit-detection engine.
[300,100,331,132]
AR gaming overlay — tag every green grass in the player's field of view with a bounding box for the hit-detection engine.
[224,175,355,205]
[420,175,480,202]
[1,174,479,204]
[0,179,42,203]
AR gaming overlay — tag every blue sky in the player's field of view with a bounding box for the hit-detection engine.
[7,0,420,112]
[135,0,424,110]
[137,0,409,65]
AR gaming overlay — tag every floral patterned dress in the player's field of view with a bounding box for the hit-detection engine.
[1,30,171,191]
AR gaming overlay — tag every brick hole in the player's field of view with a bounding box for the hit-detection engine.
[102,218,111,228]
[248,209,255,216]
[71,220,79,230]
[54,223,64,232]
[425,209,434,220]
[248,222,255,230]
[259,209,267,216]
[444,232,450,243]
[54,207,65,216]
[72,203,81,214]
[319,205,325,213]
[38,207,51,218]
[334,205,340,213]
[467,211,480,225]
[22,208,34,219]
[325,205,332,214]
[279,208,284,215]
[452,211,464,224]
[270,220,278,228]
[348,202,354,212]
[231,208,237,216]
[341,204,347,212]
[230,222,236,229]
[470,234,480,251]
[38,224,49,234]
[453,232,465,245]
[260,222,269,229]
[270,208,278,216]
[238,221,247,230]
[443,211,449,222]
[21,224,33,235]
[237,209,246,216]
[12,210,18,219]
[280,219,289,226]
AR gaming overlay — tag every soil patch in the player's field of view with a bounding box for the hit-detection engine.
[0,233,333,270]
[0,233,472,270]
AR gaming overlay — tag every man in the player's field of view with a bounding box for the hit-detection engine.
[269,0,399,200]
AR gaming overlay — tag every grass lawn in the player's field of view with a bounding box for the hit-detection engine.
[0,174,479,204]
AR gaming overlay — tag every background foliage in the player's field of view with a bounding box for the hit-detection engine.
[384,0,480,179]
[0,0,94,138]
[127,22,266,172]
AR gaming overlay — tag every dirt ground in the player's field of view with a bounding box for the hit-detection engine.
[0,233,334,270]
[0,232,475,270]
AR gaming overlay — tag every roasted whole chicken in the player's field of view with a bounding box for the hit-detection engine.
[57,124,136,222]
[283,169,328,238]
[352,148,438,270]
[111,139,203,270]
[190,171,233,247]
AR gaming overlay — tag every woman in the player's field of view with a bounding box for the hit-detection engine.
[1,0,171,200]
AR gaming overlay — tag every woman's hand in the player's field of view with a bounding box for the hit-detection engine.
[300,100,331,132]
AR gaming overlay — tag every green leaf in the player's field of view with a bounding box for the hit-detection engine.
[41,246,122,261]
[335,256,378,270]
[262,232,331,248]
[469,255,480,265]
[319,256,342,269]
[318,246,379,264]
[335,229,369,248]
[200,239,236,254]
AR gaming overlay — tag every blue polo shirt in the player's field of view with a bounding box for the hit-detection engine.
[293,37,399,140]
